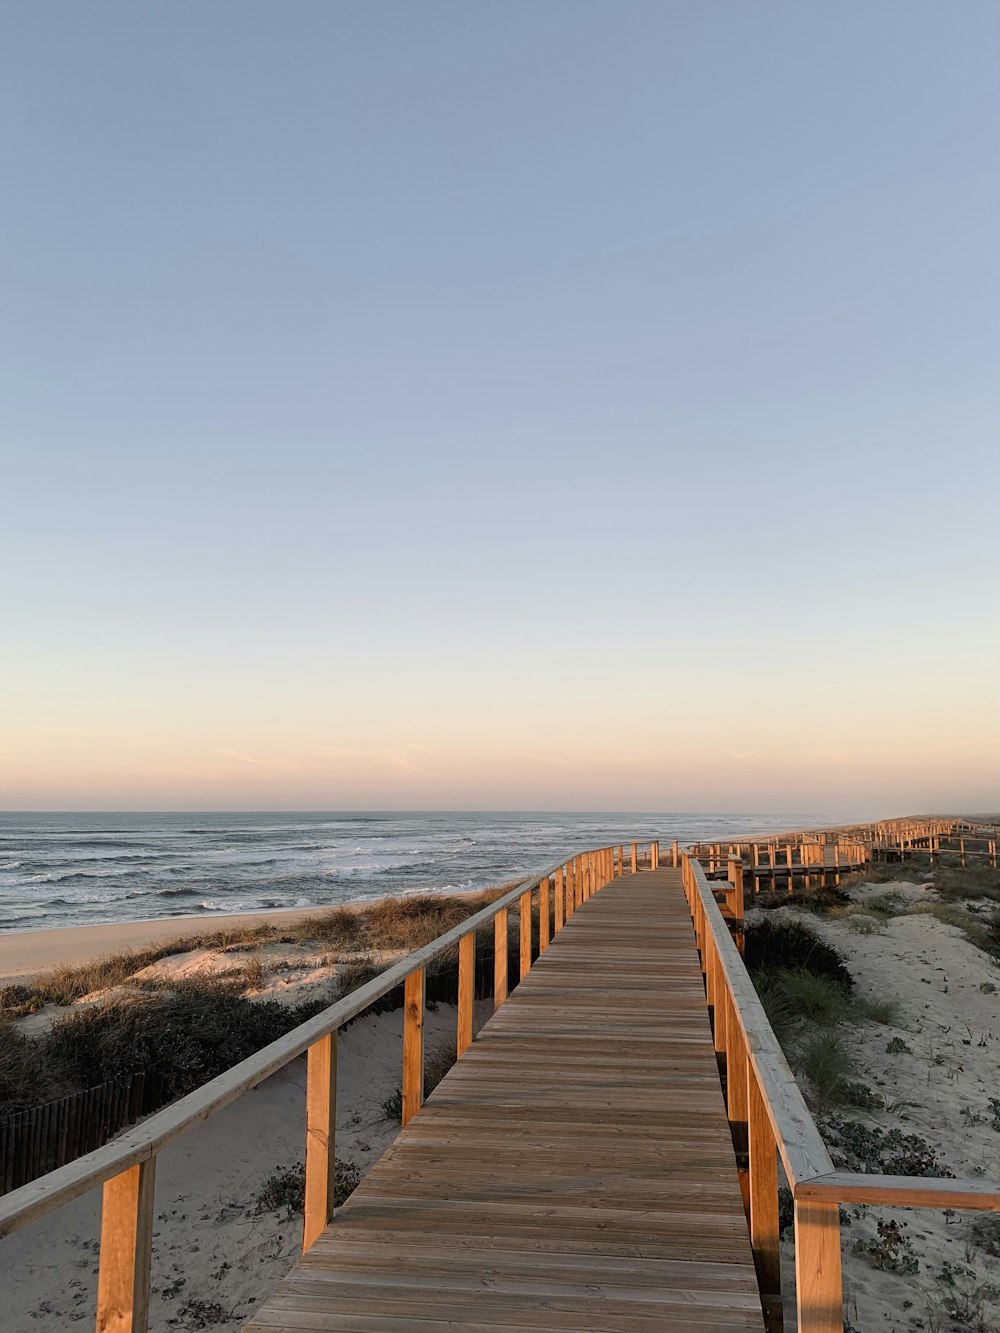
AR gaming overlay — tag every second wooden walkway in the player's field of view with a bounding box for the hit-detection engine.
[247,870,764,1331]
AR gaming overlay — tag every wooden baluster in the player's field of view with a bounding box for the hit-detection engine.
[554,867,565,931]
[493,908,508,1006]
[794,1198,843,1332]
[746,1059,782,1330]
[457,931,475,1057]
[519,889,532,980]
[304,1032,338,1252]
[402,967,425,1126]
[539,877,550,952]
[631,841,638,873]
[96,1160,156,1333]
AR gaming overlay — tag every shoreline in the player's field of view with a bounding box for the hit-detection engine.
[0,905,345,986]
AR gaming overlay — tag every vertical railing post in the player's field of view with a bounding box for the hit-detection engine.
[519,889,532,980]
[728,856,745,944]
[493,908,508,1006]
[794,1199,843,1332]
[539,876,550,952]
[554,866,565,931]
[402,967,425,1126]
[457,931,474,1057]
[631,841,638,873]
[96,1159,156,1333]
[651,840,659,870]
[304,1032,338,1252]
[747,1058,782,1331]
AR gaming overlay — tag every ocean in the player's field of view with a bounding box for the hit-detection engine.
[0,810,821,933]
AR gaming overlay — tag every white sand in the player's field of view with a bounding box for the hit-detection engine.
[764,889,1000,1331]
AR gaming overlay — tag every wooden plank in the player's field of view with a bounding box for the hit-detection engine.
[95,1160,155,1333]
[304,1032,337,1252]
[402,969,425,1128]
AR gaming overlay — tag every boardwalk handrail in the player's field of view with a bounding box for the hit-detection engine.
[682,848,1000,1333]
[0,840,639,1333]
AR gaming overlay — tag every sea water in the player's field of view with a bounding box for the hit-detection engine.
[0,810,823,933]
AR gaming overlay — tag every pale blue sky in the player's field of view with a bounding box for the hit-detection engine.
[2,2,997,813]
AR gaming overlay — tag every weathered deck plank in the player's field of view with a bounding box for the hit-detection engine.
[246,871,764,1331]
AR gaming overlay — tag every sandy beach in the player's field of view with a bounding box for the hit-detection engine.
[0,907,350,986]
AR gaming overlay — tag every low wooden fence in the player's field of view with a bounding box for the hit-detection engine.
[681,849,1000,1333]
[1,1071,167,1197]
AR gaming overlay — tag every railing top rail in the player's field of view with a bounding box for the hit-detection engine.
[0,842,613,1239]
[683,851,835,1188]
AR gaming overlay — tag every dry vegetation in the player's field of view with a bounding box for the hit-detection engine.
[0,885,520,1116]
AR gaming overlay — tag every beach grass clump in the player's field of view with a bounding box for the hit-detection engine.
[251,1158,362,1219]
[851,994,900,1026]
[797,1034,857,1106]
[772,970,851,1025]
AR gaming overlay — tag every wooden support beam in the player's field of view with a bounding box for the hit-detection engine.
[747,1058,782,1330]
[539,877,550,952]
[794,1199,843,1333]
[402,968,425,1127]
[493,908,508,1007]
[96,1160,156,1333]
[457,932,474,1058]
[519,890,532,981]
[304,1032,337,1252]
[554,867,564,932]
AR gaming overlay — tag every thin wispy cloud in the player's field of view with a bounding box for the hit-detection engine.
[209,749,292,769]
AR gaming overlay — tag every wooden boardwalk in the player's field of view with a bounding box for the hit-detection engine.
[247,870,763,1331]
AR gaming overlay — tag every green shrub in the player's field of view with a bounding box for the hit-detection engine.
[42,985,317,1100]
[831,1120,950,1177]
[852,1217,918,1273]
[744,919,853,991]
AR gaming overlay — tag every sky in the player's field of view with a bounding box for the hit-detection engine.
[1,2,997,816]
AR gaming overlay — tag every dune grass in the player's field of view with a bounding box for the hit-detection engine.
[0,885,519,1017]
[0,884,523,1114]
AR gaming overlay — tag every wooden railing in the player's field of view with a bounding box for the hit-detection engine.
[0,840,644,1333]
[681,850,1000,1333]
